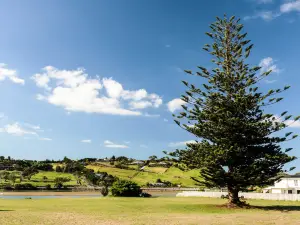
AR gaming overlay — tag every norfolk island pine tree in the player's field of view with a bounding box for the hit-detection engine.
[167,15,299,207]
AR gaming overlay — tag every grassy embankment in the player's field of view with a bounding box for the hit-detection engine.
[0,197,299,224]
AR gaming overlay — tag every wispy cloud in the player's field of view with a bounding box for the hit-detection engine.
[0,123,37,136]
[256,0,273,4]
[259,57,281,74]
[168,140,196,148]
[265,79,277,84]
[39,137,52,141]
[245,0,300,21]
[244,11,281,21]
[140,144,148,148]
[81,139,91,143]
[144,113,160,118]
[0,63,25,85]
[280,0,300,13]
[104,140,129,148]
[165,44,171,48]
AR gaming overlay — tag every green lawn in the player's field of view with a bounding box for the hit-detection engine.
[0,197,300,224]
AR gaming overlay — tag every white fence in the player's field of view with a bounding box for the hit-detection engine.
[176,191,300,201]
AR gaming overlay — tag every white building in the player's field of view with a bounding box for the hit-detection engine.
[263,175,300,194]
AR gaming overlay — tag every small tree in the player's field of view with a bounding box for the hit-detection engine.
[22,167,38,181]
[149,155,158,162]
[111,180,141,197]
[169,15,298,206]
[55,165,63,172]
[54,177,71,189]
[8,173,17,184]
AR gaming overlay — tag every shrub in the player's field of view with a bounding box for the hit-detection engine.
[140,192,152,198]
[54,177,71,189]
[14,183,37,190]
[2,185,14,190]
[111,180,141,197]
[100,186,109,196]
[115,162,129,169]
[45,184,52,190]
[55,166,63,172]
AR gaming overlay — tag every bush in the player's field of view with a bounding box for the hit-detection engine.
[2,185,14,190]
[140,192,152,198]
[45,184,52,190]
[111,180,141,197]
[100,186,109,196]
[14,183,37,190]
[54,177,71,189]
[55,166,63,172]
[115,162,129,169]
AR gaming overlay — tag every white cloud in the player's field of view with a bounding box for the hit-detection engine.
[0,121,51,140]
[32,66,162,116]
[164,118,168,122]
[280,0,300,13]
[165,44,171,48]
[102,77,123,98]
[0,63,24,85]
[144,113,160,118]
[0,123,37,136]
[168,140,196,148]
[81,139,91,143]
[259,57,281,74]
[124,141,131,144]
[256,0,273,4]
[36,94,46,101]
[129,101,153,109]
[273,114,300,128]
[167,98,186,113]
[265,79,277,84]
[39,137,52,141]
[23,123,43,132]
[244,11,281,21]
[140,144,148,148]
[104,140,129,148]
[31,73,51,90]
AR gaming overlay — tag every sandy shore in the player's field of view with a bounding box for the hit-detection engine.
[0,191,100,196]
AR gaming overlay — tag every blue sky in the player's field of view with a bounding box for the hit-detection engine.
[0,0,300,171]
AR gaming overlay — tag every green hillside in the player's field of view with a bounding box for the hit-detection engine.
[87,164,201,187]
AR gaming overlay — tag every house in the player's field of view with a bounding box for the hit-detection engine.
[263,175,300,194]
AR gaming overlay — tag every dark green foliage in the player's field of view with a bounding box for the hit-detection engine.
[111,180,141,197]
[54,177,71,189]
[34,162,53,171]
[14,183,37,190]
[55,165,63,172]
[100,186,109,196]
[169,15,297,205]
[140,192,152,198]
[63,161,85,173]
[22,167,38,180]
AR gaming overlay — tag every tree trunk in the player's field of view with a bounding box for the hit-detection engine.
[227,186,240,206]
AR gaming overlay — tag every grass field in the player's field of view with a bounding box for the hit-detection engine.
[0,197,300,224]
[87,165,201,187]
